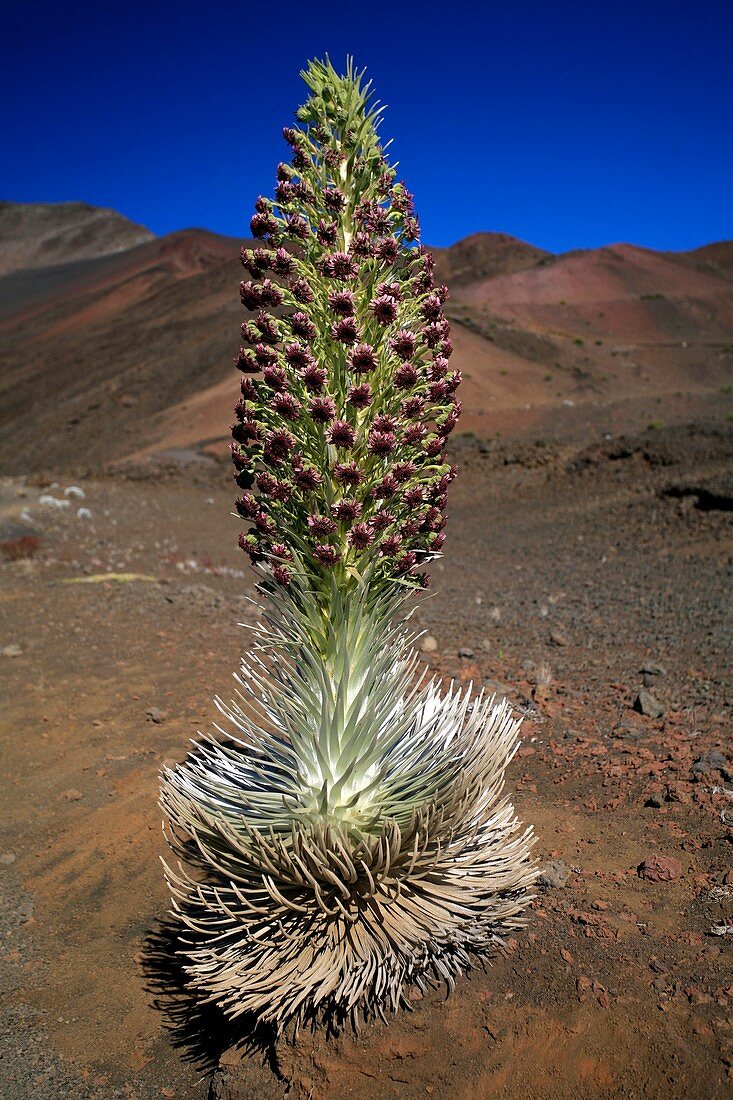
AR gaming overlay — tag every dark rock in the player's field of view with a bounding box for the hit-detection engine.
[538,860,570,888]
[634,689,664,718]
[639,662,667,677]
[645,792,664,809]
[458,646,475,659]
[691,751,730,780]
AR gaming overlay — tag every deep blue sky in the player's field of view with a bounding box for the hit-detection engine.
[3,0,731,252]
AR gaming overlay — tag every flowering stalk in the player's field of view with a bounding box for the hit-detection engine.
[161,58,536,1033]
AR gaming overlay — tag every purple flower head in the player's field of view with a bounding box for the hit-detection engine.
[240,281,263,310]
[400,395,425,418]
[372,414,398,433]
[255,344,278,368]
[420,295,443,321]
[263,365,288,391]
[231,443,251,470]
[331,316,360,344]
[349,343,378,374]
[369,295,398,325]
[423,320,450,348]
[440,338,453,359]
[309,396,337,424]
[301,363,326,392]
[376,280,403,302]
[273,392,301,421]
[347,522,374,549]
[270,479,293,502]
[328,289,356,315]
[429,356,450,379]
[368,431,396,457]
[327,419,356,448]
[372,510,395,532]
[377,237,398,264]
[403,423,428,445]
[271,542,293,560]
[284,343,312,371]
[264,429,295,462]
[255,472,277,495]
[403,216,420,242]
[424,438,444,458]
[285,214,309,240]
[273,565,292,586]
[428,379,449,402]
[273,247,295,276]
[293,465,323,491]
[347,383,372,409]
[393,362,419,389]
[254,311,279,344]
[380,534,402,557]
[239,377,258,401]
[332,499,362,523]
[290,312,316,341]
[321,252,358,280]
[372,475,398,499]
[389,329,417,361]
[260,279,284,307]
[231,420,263,446]
[276,162,294,182]
[350,232,374,258]
[404,486,425,507]
[395,550,417,574]
[250,211,278,238]
[255,511,276,534]
[289,277,315,304]
[313,544,341,567]
[235,348,259,374]
[276,180,296,205]
[316,220,338,246]
[238,532,263,560]
[333,461,365,486]
[235,493,259,518]
[391,461,417,483]
[323,187,346,211]
[307,514,337,536]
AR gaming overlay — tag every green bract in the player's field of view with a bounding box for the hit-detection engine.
[161,57,536,1034]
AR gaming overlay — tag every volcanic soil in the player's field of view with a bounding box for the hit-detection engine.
[1,419,731,1099]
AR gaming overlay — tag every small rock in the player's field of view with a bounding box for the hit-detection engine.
[644,791,664,809]
[639,662,666,677]
[652,976,671,995]
[458,646,475,659]
[64,485,86,499]
[634,689,664,718]
[146,707,168,724]
[16,900,34,922]
[691,751,730,780]
[0,852,17,865]
[2,644,23,658]
[538,860,570,888]
[61,789,84,802]
[420,635,438,653]
[480,638,492,653]
[638,854,683,882]
[549,630,568,647]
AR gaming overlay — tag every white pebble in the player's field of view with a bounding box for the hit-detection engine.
[64,485,86,499]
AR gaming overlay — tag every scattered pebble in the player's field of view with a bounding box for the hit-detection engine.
[146,707,168,724]
[538,860,570,888]
[458,646,475,659]
[2,644,23,658]
[638,854,683,882]
[549,630,569,647]
[420,635,438,653]
[634,689,665,718]
[64,485,86,499]
[0,852,17,865]
[691,751,730,779]
[60,789,84,802]
[76,507,93,521]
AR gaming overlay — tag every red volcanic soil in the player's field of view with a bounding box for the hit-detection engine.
[0,424,731,1099]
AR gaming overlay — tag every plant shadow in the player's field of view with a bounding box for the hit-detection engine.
[139,916,279,1075]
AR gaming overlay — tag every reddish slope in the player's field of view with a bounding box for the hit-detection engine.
[0,215,731,474]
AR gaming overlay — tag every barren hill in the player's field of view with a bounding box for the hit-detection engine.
[0,204,731,474]
[0,201,154,276]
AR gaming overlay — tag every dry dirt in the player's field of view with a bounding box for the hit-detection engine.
[1,421,731,1099]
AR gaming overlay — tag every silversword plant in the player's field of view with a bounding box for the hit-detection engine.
[161,57,536,1033]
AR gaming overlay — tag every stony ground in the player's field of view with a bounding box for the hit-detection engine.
[1,421,731,1099]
